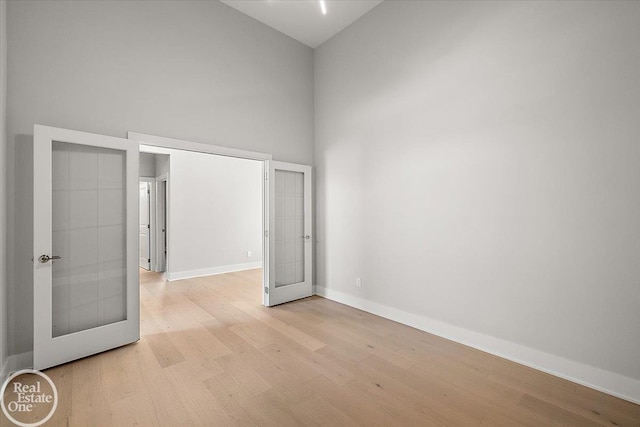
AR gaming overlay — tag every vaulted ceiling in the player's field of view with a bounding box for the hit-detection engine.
[219,0,384,48]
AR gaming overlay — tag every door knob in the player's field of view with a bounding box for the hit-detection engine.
[39,255,62,263]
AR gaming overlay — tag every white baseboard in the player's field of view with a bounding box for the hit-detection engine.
[314,286,640,404]
[166,261,262,281]
[1,351,33,381]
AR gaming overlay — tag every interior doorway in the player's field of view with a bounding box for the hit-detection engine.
[138,146,264,282]
[130,132,314,307]
[139,180,151,270]
[139,153,169,273]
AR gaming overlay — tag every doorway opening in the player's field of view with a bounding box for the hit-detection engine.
[130,132,313,308]
[139,152,169,273]
[137,146,264,287]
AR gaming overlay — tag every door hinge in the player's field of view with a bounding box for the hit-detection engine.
[265,171,269,181]
[147,224,150,229]
[264,286,269,294]
[147,189,150,195]
[264,230,269,238]
[148,258,151,263]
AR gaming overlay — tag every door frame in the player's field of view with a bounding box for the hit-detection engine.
[127,132,274,305]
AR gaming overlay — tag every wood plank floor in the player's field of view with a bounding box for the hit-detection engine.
[5,269,639,426]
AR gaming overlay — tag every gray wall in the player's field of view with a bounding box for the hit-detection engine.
[155,154,169,178]
[315,0,640,388]
[0,0,7,379]
[6,0,313,358]
[139,152,157,178]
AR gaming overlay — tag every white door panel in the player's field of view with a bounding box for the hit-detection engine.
[34,125,140,370]
[139,181,150,270]
[156,179,167,272]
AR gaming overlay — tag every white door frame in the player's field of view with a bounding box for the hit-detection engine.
[127,132,274,305]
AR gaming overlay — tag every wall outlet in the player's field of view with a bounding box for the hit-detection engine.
[247,250,252,258]
[356,277,362,287]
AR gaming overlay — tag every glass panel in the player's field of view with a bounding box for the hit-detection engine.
[52,141,127,337]
[274,169,304,287]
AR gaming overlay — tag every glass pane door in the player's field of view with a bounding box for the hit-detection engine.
[266,161,312,306]
[34,125,139,370]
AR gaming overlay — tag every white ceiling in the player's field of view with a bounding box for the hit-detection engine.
[220,0,384,48]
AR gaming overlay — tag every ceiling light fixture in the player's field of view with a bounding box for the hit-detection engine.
[319,0,327,15]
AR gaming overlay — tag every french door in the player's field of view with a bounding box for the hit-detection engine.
[33,125,139,370]
[264,161,313,306]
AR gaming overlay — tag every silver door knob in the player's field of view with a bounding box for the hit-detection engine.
[299,235,311,240]
[39,255,62,263]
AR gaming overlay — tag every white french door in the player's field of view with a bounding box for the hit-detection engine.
[264,161,313,306]
[33,125,140,370]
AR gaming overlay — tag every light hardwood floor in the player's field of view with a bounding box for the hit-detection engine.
[5,269,639,426]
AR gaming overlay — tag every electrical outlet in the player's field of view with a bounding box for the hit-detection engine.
[356,277,362,287]
[247,250,252,258]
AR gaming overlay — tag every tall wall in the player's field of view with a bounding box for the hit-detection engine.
[314,0,640,401]
[6,0,313,359]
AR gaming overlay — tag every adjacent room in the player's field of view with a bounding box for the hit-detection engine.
[138,148,263,280]
[0,0,638,426]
